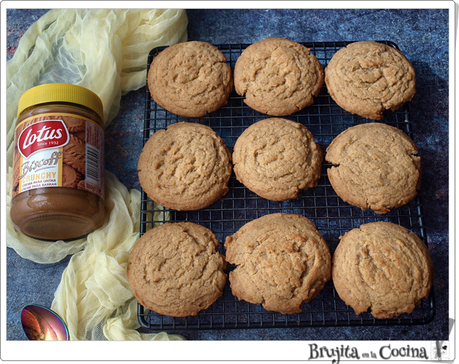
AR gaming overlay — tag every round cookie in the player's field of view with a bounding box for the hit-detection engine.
[325,41,416,120]
[224,213,331,314]
[234,37,324,116]
[148,41,233,118]
[332,222,433,319]
[326,122,421,214]
[138,122,232,211]
[127,222,227,317]
[233,118,323,201]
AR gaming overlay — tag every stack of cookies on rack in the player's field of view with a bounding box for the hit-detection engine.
[127,38,433,320]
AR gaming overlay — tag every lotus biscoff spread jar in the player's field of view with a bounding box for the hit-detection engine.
[11,83,105,241]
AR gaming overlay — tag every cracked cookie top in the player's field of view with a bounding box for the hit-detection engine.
[127,222,227,317]
[332,222,433,319]
[138,122,232,211]
[326,122,421,214]
[325,41,416,120]
[232,118,323,201]
[224,213,331,314]
[234,37,324,116]
[148,41,233,118]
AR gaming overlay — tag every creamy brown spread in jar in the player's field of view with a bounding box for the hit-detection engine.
[11,83,105,241]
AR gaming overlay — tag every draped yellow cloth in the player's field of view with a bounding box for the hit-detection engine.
[6,9,187,341]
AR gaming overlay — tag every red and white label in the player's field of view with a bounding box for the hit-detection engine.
[18,120,69,158]
[12,113,104,200]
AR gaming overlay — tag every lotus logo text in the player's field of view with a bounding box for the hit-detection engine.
[18,120,69,158]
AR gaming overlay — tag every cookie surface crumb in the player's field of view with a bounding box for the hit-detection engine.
[225,213,331,314]
[332,221,433,319]
[148,41,233,118]
[128,222,227,317]
[234,37,324,116]
[233,117,323,201]
[325,41,416,120]
[138,122,232,211]
[326,122,421,214]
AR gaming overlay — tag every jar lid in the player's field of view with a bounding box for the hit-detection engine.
[17,83,104,121]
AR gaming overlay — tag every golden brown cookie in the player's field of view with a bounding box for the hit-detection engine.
[225,213,331,314]
[62,164,82,188]
[234,37,324,116]
[332,222,433,319]
[128,222,227,317]
[63,134,86,175]
[232,118,323,201]
[61,115,86,132]
[148,41,233,118]
[326,122,421,214]
[138,122,232,211]
[325,41,416,120]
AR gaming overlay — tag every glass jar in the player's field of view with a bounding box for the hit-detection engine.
[11,83,105,241]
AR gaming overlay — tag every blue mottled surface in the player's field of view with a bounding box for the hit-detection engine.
[6,8,449,341]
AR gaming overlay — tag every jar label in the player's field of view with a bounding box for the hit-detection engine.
[12,113,104,199]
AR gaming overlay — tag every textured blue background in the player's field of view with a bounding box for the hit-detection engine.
[6,8,450,341]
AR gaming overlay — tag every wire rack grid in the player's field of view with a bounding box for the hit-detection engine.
[138,41,435,330]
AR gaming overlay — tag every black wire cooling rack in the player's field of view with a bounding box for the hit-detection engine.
[138,41,436,330]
